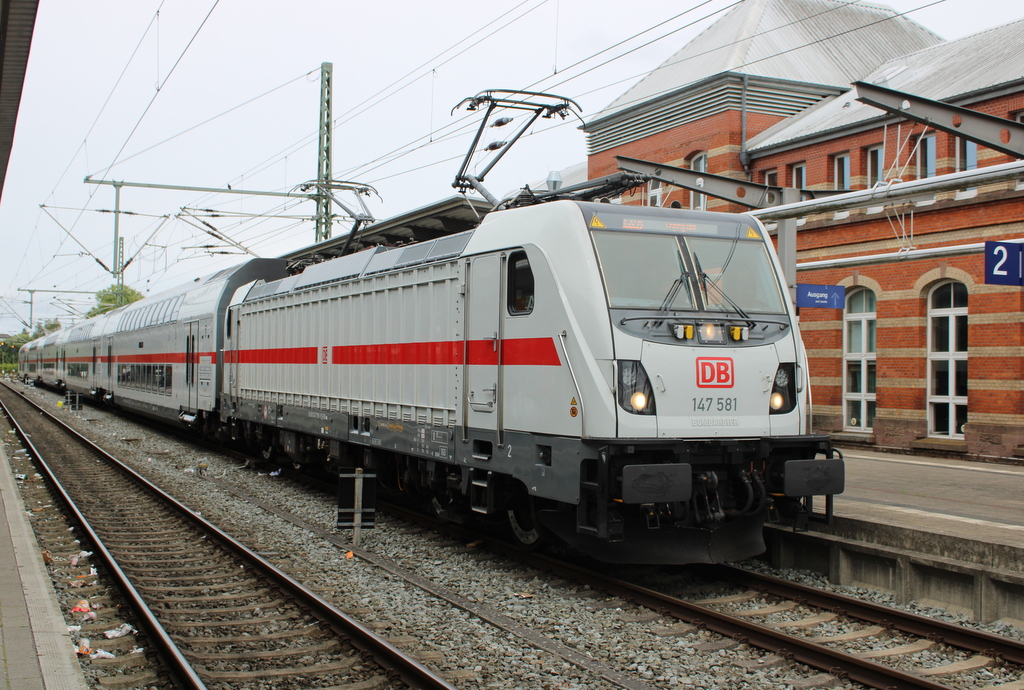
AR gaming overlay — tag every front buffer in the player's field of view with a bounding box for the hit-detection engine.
[537,435,842,564]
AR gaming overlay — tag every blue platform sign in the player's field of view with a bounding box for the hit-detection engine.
[985,241,1023,286]
[796,283,845,309]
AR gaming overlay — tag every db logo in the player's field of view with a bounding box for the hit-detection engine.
[696,357,734,388]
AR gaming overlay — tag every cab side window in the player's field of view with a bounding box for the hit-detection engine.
[508,251,535,315]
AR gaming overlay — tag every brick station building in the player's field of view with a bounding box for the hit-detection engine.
[583,0,1024,459]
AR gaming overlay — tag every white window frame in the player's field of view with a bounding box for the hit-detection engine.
[648,179,663,207]
[866,145,884,187]
[791,163,806,190]
[834,153,850,190]
[764,169,778,187]
[843,288,876,432]
[917,135,936,179]
[690,152,708,210]
[927,281,968,438]
[957,137,978,171]
[955,137,979,198]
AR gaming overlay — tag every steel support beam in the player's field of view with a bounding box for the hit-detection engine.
[615,156,845,209]
[316,62,333,242]
[751,159,1024,222]
[854,81,1024,159]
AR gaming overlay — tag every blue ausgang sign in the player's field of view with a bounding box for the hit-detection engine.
[985,241,1023,286]
[796,283,845,308]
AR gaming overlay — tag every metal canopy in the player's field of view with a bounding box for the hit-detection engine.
[0,0,40,203]
[280,195,491,266]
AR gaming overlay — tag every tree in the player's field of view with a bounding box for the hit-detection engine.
[86,284,144,318]
[32,319,62,338]
[2,331,34,374]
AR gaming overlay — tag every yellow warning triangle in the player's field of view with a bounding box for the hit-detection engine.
[590,215,606,229]
[747,227,760,239]
[570,397,578,405]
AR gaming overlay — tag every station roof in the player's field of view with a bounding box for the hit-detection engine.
[585,0,941,133]
[747,17,1024,153]
[0,0,39,203]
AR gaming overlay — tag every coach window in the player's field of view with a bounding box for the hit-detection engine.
[844,289,876,431]
[508,251,534,315]
[928,281,968,437]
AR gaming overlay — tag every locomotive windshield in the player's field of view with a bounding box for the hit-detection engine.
[591,221,786,315]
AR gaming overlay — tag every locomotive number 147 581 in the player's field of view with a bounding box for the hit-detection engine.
[692,397,738,412]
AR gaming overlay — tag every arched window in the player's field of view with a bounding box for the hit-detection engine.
[690,152,708,210]
[927,281,968,437]
[844,288,876,431]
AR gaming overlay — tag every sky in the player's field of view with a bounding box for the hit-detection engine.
[0,0,1019,333]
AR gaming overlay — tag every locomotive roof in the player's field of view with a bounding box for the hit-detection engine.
[247,230,475,302]
[280,195,492,266]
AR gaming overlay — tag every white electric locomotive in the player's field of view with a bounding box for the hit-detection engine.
[222,199,841,563]
[19,200,842,564]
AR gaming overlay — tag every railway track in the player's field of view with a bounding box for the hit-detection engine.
[10,380,1024,689]
[379,502,1024,690]
[0,382,455,690]
[137,472,1024,690]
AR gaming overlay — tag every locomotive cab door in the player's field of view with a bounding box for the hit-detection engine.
[464,254,502,439]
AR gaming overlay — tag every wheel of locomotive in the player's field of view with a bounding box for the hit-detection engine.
[258,429,277,462]
[505,488,543,549]
[260,442,277,462]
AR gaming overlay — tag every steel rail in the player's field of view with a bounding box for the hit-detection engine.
[379,502,957,690]
[708,563,1024,665]
[0,389,208,690]
[1,382,457,690]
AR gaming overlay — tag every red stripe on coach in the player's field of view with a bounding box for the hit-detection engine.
[229,347,320,364]
[316,338,560,366]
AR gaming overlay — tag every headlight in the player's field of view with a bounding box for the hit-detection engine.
[697,323,726,344]
[774,367,790,388]
[769,363,796,414]
[618,361,656,415]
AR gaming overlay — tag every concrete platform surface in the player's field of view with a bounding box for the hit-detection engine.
[836,447,1024,550]
[0,441,90,690]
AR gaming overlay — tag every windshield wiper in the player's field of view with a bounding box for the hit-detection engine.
[693,253,754,326]
[657,253,694,313]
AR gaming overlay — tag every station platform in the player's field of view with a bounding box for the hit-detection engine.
[0,441,89,690]
[835,446,1024,550]
[764,446,1024,624]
